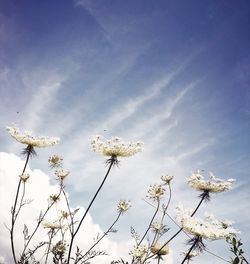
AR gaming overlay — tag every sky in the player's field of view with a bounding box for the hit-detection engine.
[0,0,249,263]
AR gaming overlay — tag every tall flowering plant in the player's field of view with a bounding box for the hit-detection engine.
[4,126,249,264]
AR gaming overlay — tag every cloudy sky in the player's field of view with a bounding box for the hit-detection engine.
[0,0,249,263]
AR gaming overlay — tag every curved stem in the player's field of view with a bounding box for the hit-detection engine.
[80,211,122,262]
[21,187,63,257]
[144,192,207,263]
[45,230,54,264]
[138,198,160,246]
[10,148,31,264]
[67,159,114,263]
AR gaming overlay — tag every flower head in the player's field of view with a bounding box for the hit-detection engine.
[188,171,235,194]
[176,203,239,240]
[55,169,70,181]
[43,221,62,230]
[161,175,174,185]
[147,184,165,201]
[49,194,60,203]
[151,242,169,256]
[129,245,147,262]
[117,199,131,213]
[48,155,63,168]
[151,222,165,234]
[91,135,143,161]
[19,173,30,183]
[6,126,60,148]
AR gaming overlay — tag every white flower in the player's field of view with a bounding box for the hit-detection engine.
[176,203,239,240]
[151,222,165,233]
[147,185,165,200]
[43,221,62,230]
[161,175,174,185]
[187,171,235,193]
[151,242,169,256]
[48,155,63,167]
[6,126,60,148]
[117,199,131,213]
[91,135,143,158]
[129,245,147,261]
[181,250,199,259]
[19,173,30,182]
[55,169,70,181]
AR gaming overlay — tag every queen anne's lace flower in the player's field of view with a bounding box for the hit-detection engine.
[117,199,131,213]
[176,203,239,240]
[151,222,165,233]
[161,175,174,185]
[43,221,61,230]
[7,126,60,148]
[151,242,169,256]
[147,185,165,200]
[19,173,30,183]
[91,135,143,158]
[188,171,235,193]
[48,155,63,167]
[129,245,147,261]
[55,169,70,181]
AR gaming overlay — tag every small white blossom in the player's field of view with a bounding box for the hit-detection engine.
[151,222,165,233]
[48,155,63,167]
[43,221,62,230]
[151,242,169,256]
[147,185,165,201]
[117,199,131,213]
[187,171,235,193]
[176,203,239,240]
[6,126,60,147]
[55,169,70,181]
[161,175,174,185]
[181,250,199,259]
[91,135,143,158]
[19,173,30,183]
[129,245,147,262]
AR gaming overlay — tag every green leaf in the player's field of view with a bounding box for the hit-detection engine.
[233,257,240,264]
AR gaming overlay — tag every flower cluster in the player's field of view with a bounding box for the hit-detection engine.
[117,199,131,213]
[150,222,165,233]
[55,169,70,181]
[43,221,62,231]
[48,155,63,168]
[150,242,169,256]
[19,173,30,183]
[129,245,147,262]
[91,135,143,158]
[161,175,174,185]
[147,184,165,201]
[188,171,235,193]
[176,203,239,240]
[6,126,60,148]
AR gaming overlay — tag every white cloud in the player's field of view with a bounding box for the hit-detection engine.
[1,152,161,264]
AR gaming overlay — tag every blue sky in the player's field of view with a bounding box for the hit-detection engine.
[0,0,249,263]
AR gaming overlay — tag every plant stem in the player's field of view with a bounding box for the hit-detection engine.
[45,230,54,264]
[138,198,160,246]
[180,237,199,264]
[80,211,122,262]
[144,191,207,263]
[67,158,114,263]
[10,148,31,264]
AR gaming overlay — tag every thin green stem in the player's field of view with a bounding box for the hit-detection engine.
[67,158,115,264]
[10,148,31,264]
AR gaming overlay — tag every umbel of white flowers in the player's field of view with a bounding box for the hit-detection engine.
[187,171,235,194]
[176,203,239,240]
[91,135,143,158]
[6,126,60,148]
